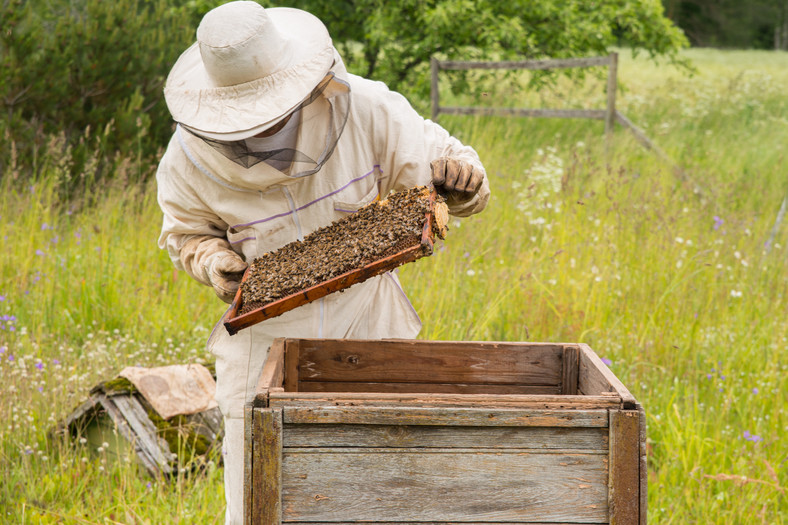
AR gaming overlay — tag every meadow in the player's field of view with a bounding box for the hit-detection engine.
[1,48,786,523]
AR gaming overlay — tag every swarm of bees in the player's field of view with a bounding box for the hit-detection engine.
[238,186,447,315]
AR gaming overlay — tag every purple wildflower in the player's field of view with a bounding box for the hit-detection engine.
[601,357,613,366]
[35,362,43,371]
[24,448,33,455]
[713,216,724,230]
[706,374,712,379]
[35,249,45,257]
[743,430,762,443]
[8,354,14,361]
[41,223,50,231]
[0,295,5,301]
[52,358,60,365]
[752,387,759,395]
[0,346,5,354]
[37,386,43,393]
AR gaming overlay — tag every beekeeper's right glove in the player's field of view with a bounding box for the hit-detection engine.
[180,235,248,303]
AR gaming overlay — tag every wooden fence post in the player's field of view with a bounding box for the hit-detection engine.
[430,57,440,122]
[605,52,618,138]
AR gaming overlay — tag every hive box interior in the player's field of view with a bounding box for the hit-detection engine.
[246,339,646,525]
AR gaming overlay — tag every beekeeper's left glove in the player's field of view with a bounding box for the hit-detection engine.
[430,157,485,205]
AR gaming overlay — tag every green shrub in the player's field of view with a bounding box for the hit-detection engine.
[0,0,204,192]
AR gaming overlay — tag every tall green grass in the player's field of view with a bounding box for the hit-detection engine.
[1,48,786,523]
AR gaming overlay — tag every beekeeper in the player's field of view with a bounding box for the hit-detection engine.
[156,1,490,522]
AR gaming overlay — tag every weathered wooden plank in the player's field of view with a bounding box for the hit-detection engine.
[297,381,561,395]
[283,424,609,450]
[284,522,596,525]
[638,405,648,525]
[270,392,621,410]
[252,408,282,525]
[562,345,579,395]
[255,338,286,405]
[194,406,223,439]
[281,450,609,523]
[243,405,253,525]
[609,409,641,525]
[438,56,612,71]
[295,339,564,386]
[93,394,160,477]
[578,344,636,408]
[284,339,300,393]
[111,394,174,474]
[437,107,607,120]
[282,406,609,428]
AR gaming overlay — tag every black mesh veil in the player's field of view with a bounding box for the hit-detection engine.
[185,72,350,176]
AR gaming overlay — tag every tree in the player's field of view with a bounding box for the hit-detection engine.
[663,0,788,49]
[262,0,688,99]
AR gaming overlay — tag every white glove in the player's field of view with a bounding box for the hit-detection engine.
[179,235,249,303]
[204,250,248,303]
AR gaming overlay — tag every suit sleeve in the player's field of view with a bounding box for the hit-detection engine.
[349,77,490,217]
[156,135,233,286]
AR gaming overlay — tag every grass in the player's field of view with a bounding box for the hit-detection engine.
[1,47,787,523]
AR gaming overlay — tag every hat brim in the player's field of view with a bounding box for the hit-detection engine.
[164,8,334,140]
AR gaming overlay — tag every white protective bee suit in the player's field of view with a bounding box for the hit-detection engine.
[155,3,490,523]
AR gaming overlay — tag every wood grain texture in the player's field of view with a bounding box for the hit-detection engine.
[281,449,609,523]
[609,409,641,525]
[638,405,648,525]
[284,339,300,393]
[295,339,564,387]
[578,344,636,408]
[112,395,174,473]
[269,392,622,410]
[283,423,609,450]
[562,346,579,395]
[256,338,285,402]
[283,523,600,525]
[297,381,562,395]
[92,394,162,477]
[252,408,282,525]
[281,406,609,428]
[243,405,253,525]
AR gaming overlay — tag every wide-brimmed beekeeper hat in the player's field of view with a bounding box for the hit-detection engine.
[164,1,335,141]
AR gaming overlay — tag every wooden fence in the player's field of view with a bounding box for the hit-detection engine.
[430,53,619,136]
[430,52,696,191]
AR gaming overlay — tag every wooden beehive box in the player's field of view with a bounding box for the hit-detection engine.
[245,339,646,524]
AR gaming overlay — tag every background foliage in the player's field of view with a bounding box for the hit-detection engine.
[663,0,788,49]
[0,0,686,193]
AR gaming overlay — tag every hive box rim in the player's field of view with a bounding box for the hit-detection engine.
[251,338,638,411]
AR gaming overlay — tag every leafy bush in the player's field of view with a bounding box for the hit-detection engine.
[0,0,204,192]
